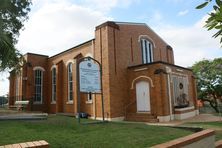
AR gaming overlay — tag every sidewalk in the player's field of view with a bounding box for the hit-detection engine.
[147,114,222,126]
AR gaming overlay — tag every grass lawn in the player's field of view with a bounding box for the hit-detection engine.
[183,121,222,141]
[0,115,193,148]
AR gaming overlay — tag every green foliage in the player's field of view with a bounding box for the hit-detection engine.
[0,0,31,71]
[196,0,222,44]
[0,115,192,147]
[192,58,222,112]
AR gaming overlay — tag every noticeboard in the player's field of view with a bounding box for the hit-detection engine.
[79,59,101,93]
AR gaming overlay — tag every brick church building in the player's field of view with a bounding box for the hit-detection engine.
[9,21,199,122]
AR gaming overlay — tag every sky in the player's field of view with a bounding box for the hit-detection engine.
[1,0,222,96]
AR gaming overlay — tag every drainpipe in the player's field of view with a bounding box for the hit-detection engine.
[166,67,173,121]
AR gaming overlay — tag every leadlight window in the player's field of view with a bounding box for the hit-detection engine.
[140,39,153,64]
[68,63,73,101]
[52,67,56,102]
[34,69,43,103]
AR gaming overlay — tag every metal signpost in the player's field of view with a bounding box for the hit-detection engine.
[76,56,105,124]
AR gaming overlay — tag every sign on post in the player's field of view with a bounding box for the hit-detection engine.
[77,57,105,123]
[79,60,101,93]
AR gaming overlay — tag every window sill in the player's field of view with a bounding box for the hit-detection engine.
[86,100,93,104]
[33,102,42,105]
[51,101,56,104]
[66,101,73,104]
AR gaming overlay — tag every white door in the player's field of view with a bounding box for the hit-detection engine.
[136,81,150,112]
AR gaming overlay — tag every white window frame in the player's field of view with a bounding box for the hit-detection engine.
[51,67,56,103]
[67,62,73,102]
[34,69,43,104]
[141,39,153,64]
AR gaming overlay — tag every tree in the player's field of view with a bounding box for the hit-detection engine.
[0,0,31,72]
[196,0,222,44]
[192,58,222,113]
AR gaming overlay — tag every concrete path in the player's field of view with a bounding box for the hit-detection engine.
[0,108,48,120]
[147,114,222,126]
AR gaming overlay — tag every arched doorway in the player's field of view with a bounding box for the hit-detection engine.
[136,81,150,112]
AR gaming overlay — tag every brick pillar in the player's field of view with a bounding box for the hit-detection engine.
[56,60,64,113]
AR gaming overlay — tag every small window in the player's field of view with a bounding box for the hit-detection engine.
[67,63,73,101]
[52,67,56,102]
[34,69,43,103]
[140,39,153,64]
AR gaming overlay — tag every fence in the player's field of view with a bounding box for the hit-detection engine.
[0,96,8,107]
[199,103,222,115]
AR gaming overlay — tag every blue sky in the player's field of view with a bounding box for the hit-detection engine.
[0,0,221,95]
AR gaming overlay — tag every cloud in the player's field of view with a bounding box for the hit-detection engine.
[16,0,112,56]
[178,10,189,16]
[166,0,184,3]
[154,15,222,67]
[78,0,140,12]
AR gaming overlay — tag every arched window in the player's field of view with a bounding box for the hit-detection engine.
[51,67,56,102]
[67,63,73,101]
[140,38,153,64]
[34,69,43,103]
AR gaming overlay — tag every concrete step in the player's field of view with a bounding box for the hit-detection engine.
[125,113,159,123]
[0,113,48,120]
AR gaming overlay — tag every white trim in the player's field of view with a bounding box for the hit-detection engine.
[174,106,194,112]
[50,65,57,70]
[33,66,45,71]
[176,69,183,72]
[65,59,74,66]
[174,109,197,120]
[170,72,188,77]
[66,101,73,104]
[134,68,148,72]
[131,76,154,89]
[138,35,156,48]
[85,100,93,104]
[167,73,173,120]
[157,115,171,122]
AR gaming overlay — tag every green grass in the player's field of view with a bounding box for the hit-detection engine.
[183,121,222,141]
[0,115,193,148]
